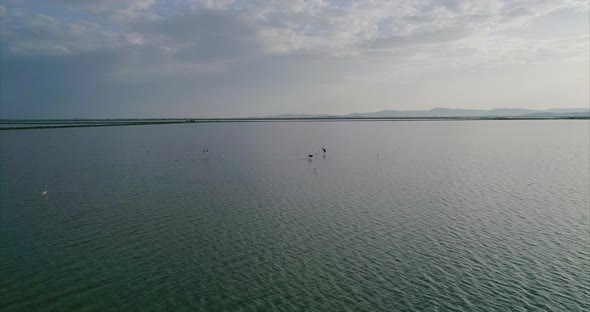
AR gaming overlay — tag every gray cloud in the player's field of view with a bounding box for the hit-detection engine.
[0,0,588,118]
[3,1,587,61]
[135,10,261,61]
[367,27,472,49]
[0,8,125,55]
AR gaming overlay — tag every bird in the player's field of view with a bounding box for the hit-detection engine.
[322,147,326,153]
[41,186,47,196]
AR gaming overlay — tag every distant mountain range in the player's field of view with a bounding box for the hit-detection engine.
[265,108,590,118]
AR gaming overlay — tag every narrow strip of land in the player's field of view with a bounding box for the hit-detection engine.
[1,117,588,130]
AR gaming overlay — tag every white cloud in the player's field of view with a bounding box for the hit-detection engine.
[1,0,588,79]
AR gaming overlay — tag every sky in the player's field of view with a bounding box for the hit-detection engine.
[0,0,588,118]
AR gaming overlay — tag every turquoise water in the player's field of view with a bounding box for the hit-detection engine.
[1,121,589,311]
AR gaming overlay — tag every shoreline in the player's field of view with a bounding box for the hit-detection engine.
[1,116,589,131]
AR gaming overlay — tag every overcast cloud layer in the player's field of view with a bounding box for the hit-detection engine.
[1,0,588,118]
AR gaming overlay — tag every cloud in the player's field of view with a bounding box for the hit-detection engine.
[1,0,588,118]
[2,0,586,81]
[53,0,157,20]
[2,1,587,59]
[136,10,260,60]
[367,27,472,49]
[0,8,126,55]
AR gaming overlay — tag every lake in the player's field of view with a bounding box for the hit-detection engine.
[1,120,589,311]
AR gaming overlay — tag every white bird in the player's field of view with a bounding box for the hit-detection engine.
[41,187,47,196]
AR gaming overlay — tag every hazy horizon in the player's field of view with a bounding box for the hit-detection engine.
[1,1,589,118]
[1,106,589,120]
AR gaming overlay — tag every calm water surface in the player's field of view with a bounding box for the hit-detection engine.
[1,121,589,311]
